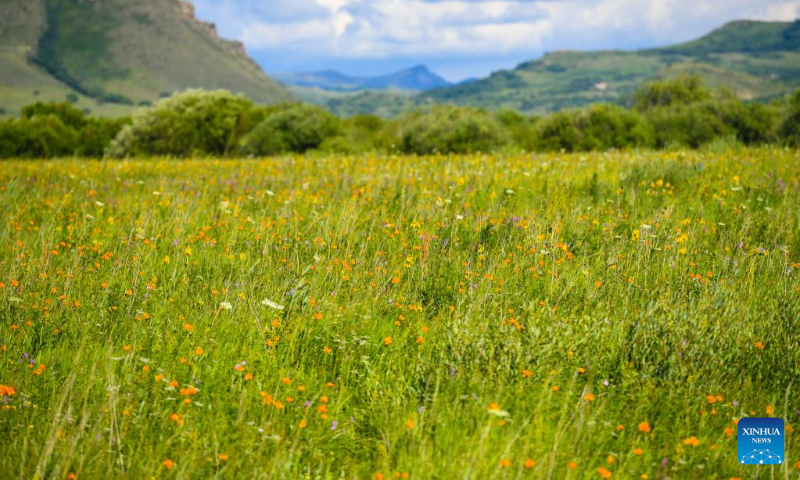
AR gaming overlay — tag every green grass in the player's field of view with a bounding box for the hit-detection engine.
[0,148,799,478]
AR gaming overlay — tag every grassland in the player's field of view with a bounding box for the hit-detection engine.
[0,149,799,478]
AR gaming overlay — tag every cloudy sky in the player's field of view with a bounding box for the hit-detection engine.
[192,0,800,81]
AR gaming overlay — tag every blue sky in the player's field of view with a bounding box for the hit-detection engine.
[192,0,800,82]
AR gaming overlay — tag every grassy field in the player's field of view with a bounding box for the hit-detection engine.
[0,149,799,478]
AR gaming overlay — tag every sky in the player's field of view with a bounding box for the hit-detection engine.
[191,0,800,82]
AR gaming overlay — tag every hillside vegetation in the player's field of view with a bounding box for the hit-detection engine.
[0,0,292,116]
[324,20,800,116]
[2,77,798,159]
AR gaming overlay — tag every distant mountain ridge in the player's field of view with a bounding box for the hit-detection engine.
[275,65,451,92]
[0,0,292,116]
[420,20,800,114]
[318,20,800,117]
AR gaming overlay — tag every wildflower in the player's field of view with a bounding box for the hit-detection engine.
[615,424,625,431]
[522,369,532,378]
[682,436,699,447]
[195,347,204,356]
[633,448,644,456]
[219,454,228,461]
[755,341,764,349]
[638,422,651,433]
[383,336,393,346]
[183,323,193,332]
[299,419,307,429]
[281,377,291,385]
[583,393,596,402]
[766,405,775,416]
[551,385,560,392]
[724,427,734,437]
[244,373,253,381]
[169,413,184,426]
[597,467,612,478]
[405,420,415,429]
[261,298,284,310]
[162,459,174,470]
[0,385,15,397]
[567,461,578,470]
[323,347,332,354]
[524,459,536,468]
[219,301,233,311]
[500,459,510,468]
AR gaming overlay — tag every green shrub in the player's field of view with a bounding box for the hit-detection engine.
[107,89,258,157]
[239,104,340,156]
[531,111,581,152]
[719,101,779,145]
[397,105,509,155]
[0,115,78,158]
[21,101,88,129]
[532,104,652,152]
[494,109,536,151]
[319,114,391,154]
[779,90,800,146]
[633,75,712,111]
[0,102,129,158]
[645,101,734,148]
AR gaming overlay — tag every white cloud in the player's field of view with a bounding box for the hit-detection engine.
[191,0,800,74]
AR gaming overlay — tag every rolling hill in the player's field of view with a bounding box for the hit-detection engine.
[275,65,451,92]
[0,0,293,116]
[421,20,800,114]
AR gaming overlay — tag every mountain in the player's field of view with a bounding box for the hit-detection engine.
[0,0,292,116]
[276,65,451,92]
[421,20,800,114]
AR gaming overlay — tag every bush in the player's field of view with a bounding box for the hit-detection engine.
[0,115,78,158]
[397,105,509,155]
[634,75,712,111]
[494,109,536,151]
[22,101,88,128]
[779,90,800,146]
[719,101,779,145]
[239,104,340,156]
[319,114,391,154]
[531,111,581,152]
[0,101,129,159]
[532,104,652,152]
[645,101,734,148]
[107,89,258,157]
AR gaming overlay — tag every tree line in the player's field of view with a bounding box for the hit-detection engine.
[1,76,799,158]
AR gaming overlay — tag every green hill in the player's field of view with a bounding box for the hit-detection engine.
[0,0,293,116]
[413,20,800,115]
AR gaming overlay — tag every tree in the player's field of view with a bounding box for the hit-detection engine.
[397,105,509,155]
[239,104,340,155]
[106,89,257,157]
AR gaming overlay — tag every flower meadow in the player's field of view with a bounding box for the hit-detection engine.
[0,148,799,479]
